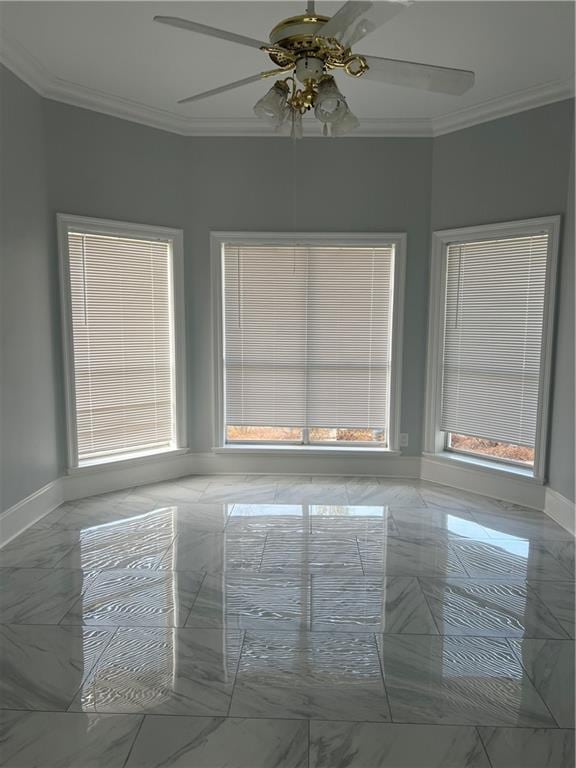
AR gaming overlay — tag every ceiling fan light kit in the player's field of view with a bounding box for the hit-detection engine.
[154,0,475,138]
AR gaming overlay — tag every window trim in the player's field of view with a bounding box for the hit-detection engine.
[423,215,561,482]
[210,231,407,452]
[57,213,188,470]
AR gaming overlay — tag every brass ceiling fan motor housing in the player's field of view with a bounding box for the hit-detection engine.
[267,14,330,66]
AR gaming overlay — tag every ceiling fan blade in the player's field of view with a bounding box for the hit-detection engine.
[360,55,475,94]
[316,1,410,48]
[177,73,266,104]
[154,16,267,50]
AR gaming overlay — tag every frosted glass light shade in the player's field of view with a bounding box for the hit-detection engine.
[332,106,360,136]
[253,82,290,127]
[314,77,347,123]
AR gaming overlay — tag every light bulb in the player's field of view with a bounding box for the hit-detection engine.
[321,98,339,114]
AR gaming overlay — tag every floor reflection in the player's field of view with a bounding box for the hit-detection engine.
[2,484,573,766]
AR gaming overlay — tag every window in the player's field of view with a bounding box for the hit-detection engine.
[212,234,406,450]
[58,215,186,467]
[424,217,560,479]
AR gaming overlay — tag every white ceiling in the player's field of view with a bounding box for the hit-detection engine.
[0,1,574,135]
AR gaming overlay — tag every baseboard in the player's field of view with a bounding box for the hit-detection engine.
[0,479,64,547]
[63,451,194,501]
[545,488,576,534]
[2,452,572,546]
[61,450,421,501]
[188,451,421,479]
[420,456,546,511]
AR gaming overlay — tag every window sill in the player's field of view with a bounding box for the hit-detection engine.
[68,447,190,475]
[422,451,544,484]
[213,445,401,458]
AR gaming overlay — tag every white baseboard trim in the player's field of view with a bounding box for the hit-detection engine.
[545,488,576,534]
[62,451,421,501]
[420,456,546,511]
[63,450,558,514]
[4,452,571,547]
[61,451,421,501]
[0,479,64,547]
[63,451,194,502]
[187,452,421,480]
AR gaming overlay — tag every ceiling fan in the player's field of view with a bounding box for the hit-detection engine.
[154,1,475,137]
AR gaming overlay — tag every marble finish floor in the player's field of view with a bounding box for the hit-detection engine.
[0,475,574,767]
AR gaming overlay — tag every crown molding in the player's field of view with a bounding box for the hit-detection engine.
[432,77,575,136]
[0,35,432,137]
[1,31,573,139]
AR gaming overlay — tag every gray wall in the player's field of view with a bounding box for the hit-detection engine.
[431,100,575,500]
[1,63,573,510]
[549,132,575,501]
[0,67,62,511]
[43,100,433,459]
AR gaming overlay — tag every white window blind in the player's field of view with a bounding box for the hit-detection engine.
[67,231,176,462]
[440,233,549,447]
[223,243,395,434]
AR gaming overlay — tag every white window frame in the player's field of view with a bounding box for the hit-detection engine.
[210,231,406,454]
[57,214,188,470]
[423,215,561,482]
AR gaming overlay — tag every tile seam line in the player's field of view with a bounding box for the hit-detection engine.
[64,625,120,712]
[119,712,146,768]
[415,575,444,635]
[503,636,566,729]
[181,570,209,628]
[475,725,496,768]
[0,708,570,728]
[225,629,247,717]
[372,630,395,724]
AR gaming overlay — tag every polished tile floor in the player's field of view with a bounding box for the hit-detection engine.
[0,475,574,767]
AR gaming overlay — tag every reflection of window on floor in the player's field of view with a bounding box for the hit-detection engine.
[242,632,383,682]
[444,513,491,539]
[310,505,385,518]
[440,582,532,648]
[80,628,179,711]
[221,504,391,633]
[441,636,524,681]
[79,509,176,570]
[465,531,530,560]
[447,433,534,466]
[228,504,303,516]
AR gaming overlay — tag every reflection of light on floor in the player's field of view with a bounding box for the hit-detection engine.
[444,514,485,539]
[442,637,524,681]
[311,506,385,518]
[229,504,303,517]
[229,504,387,519]
[77,523,176,569]
[227,505,389,631]
[81,507,175,534]
[81,508,178,710]
[477,528,530,558]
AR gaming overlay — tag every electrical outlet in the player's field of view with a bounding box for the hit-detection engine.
[399,433,409,448]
